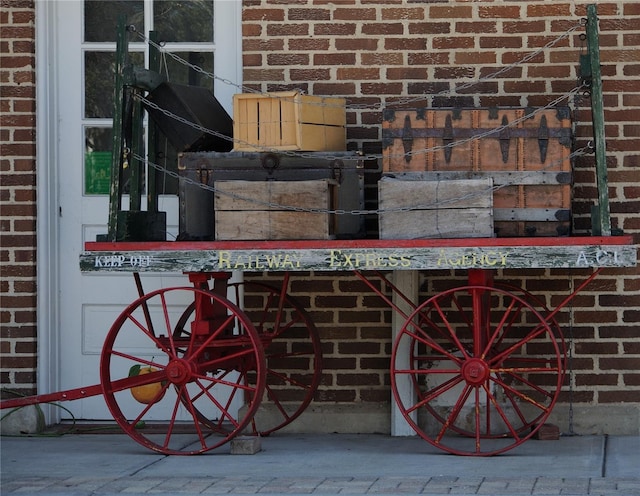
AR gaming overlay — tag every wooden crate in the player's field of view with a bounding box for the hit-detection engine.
[378,177,494,239]
[214,179,337,240]
[381,107,572,237]
[233,91,346,151]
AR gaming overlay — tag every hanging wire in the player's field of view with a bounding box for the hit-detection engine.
[134,19,586,111]
[133,142,591,216]
[135,83,587,162]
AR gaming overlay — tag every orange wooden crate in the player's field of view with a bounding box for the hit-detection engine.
[381,107,573,236]
[233,91,346,152]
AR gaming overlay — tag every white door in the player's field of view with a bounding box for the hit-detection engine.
[49,0,241,420]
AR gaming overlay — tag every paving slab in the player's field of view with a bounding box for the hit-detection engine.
[1,432,639,496]
[604,435,640,478]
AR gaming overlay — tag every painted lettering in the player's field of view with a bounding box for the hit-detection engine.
[218,251,232,269]
[218,251,300,270]
[129,255,151,267]
[576,251,589,267]
[94,255,126,267]
[329,249,411,269]
[436,249,508,268]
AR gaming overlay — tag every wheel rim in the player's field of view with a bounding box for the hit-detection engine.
[391,285,564,456]
[100,286,266,455]
[231,282,323,436]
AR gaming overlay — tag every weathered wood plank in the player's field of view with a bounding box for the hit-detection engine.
[378,178,494,239]
[386,170,572,186]
[494,208,571,222]
[215,180,335,211]
[379,178,493,210]
[214,179,337,240]
[380,209,493,239]
[80,242,637,274]
[215,211,334,240]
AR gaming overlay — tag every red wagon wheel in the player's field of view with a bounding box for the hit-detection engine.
[100,286,266,455]
[231,281,323,436]
[391,285,564,456]
[174,281,322,436]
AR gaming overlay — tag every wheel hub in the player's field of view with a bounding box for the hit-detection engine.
[461,358,490,386]
[165,359,196,385]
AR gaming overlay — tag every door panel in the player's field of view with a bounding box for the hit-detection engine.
[54,0,240,420]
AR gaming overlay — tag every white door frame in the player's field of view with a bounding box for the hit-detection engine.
[35,0,242,424]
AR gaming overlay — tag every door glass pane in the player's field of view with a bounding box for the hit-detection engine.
[84,0,145,42]
[85,126,133,195]
[85,51,144,119]
[157,51,214,89]
[153,0,214,43]
[85,127,113,195]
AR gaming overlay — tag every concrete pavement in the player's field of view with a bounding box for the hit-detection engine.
[1,431,639,495]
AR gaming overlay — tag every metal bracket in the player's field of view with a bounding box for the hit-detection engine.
[402,114,414,163]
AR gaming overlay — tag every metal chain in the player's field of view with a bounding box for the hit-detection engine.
[133,143,591,216]
[567,271,576,436]
[135,20,585,111]
[136,83,586,162]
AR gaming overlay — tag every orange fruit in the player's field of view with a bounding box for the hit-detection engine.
[129,365,166,404]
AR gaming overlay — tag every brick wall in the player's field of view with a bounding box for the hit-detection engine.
[0,0,37,398]
[242,0,639,434]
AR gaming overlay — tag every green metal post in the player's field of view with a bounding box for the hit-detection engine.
[147,31,160,213]
[107,14,128,241]
[586,4,611,236]
[129,90,144,211]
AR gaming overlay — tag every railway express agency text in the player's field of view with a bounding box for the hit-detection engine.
[216,250,412,269]
[217,249,509,270]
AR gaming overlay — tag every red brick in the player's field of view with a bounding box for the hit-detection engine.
[599,390,640,403]
[314,23,356,36]
[288,8,330,21]
[433,36,474,50]
[428,5,472,19]
[333,8,376,21]
[527,3,572,17]
[478,6,521,19]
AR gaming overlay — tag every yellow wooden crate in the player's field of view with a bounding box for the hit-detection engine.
[233,91,346,151]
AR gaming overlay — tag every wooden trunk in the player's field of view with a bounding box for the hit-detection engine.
[378,177,494,239]
[233,91,346,152]
[382,107,572,237]
[214,179,337,240]
[178,151,363,240]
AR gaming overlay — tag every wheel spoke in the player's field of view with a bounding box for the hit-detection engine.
[403,327,464,365]
[124,312,174,357]
[408,375,465,415]
[431,300,471,360]
[435,384,473,444]
[481,296,520,359]
[483,382,521,440]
